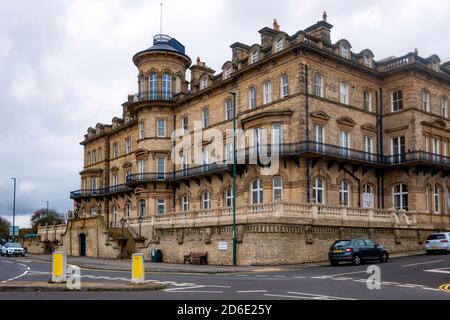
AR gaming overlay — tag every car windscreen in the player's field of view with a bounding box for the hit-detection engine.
[332,240,351,248]
[7,243,21,248]
[427,234,446,240]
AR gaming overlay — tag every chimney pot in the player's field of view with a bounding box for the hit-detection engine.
[323,11,328,22]
[273,19,280,31]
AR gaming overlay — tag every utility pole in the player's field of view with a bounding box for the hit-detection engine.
[230,92,237,266]
[11,178,16,240]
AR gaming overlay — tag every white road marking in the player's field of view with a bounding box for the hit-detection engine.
[0,270,29,284]
[273,276,286,278]
[424,267,450,274]
[293,276,306,279]
[287,291,357,301]
[18,263,28,268]
[382,281,400,285]
[237,290,268,293]
[402,260,445,268]
[167,290,223,294]
[264,294,319,300]
[165,285,206,292]
[1,261,14,264]
[255,275,268,278]
[320,270,367,278]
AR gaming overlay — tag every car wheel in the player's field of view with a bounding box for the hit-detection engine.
[426,250,432,255]
[330,260,339,266]
[380,252,389,263]
[352,254,363,266]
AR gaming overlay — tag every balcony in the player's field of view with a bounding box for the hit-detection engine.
[70,184,133,200]
[385,151,450,168]
[126,163,233,185]
[128,91,174,104]
[237,142,383,166]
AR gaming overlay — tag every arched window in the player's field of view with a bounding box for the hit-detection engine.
[182,195,190,212]
[251,179,264,204]
[202,191,211,209]
[112,206,118,226]
[340,181,350,206]
[225,98,233,120]
[422,90,430,112]
[202,107,209,128]
[125,203,131,218]
[139,199,146,217]
[248,87,257,109]
[393,184,408,210]
[162,73,172,100]
[441,96,448,118]
[272,176,283,202]
[275,38,284,53]
[263,81,272,104]
[139,77,146,94]
[363,184,374,208]
[313,177,325,205]
[434,185,441,214]
[225,188,233,208]
[149,73,158,99]
[313,73,323,97]
[280,74,289,98]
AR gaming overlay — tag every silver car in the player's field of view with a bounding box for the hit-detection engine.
[425,233,450,254]
[0,242,26,257]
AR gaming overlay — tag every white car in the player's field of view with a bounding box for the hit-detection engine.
[0,242,26,257]
[425,233,450,254]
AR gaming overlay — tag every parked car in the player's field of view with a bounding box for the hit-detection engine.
[0,242,25,257]
[425,233,450,254]
[329,239,389,266]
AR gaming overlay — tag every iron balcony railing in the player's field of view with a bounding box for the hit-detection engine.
[126,163,233,184]
[128,91,174,104]
[385,151,450,167]
[71,143,450,198]
[70,184,133,199]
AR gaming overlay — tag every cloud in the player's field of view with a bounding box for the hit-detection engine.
[0,0,448,228]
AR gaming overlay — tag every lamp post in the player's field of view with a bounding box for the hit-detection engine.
[120,217,126,260]
[230,92,237,266]
[11,178,16,240]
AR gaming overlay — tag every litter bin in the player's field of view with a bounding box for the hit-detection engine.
[151,249,163,263]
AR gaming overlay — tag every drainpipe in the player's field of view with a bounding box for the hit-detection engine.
[343,168,361,207]
[305,64,311,204]
[172,114,176,211]
[378,87,385,209]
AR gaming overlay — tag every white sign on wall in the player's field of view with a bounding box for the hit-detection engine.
[218,241,228,251]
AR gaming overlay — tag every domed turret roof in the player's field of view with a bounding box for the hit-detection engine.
[133,34,191,67]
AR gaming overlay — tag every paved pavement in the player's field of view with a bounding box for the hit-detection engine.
[0,253,449,300]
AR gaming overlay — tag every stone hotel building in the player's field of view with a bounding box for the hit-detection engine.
[38,14,450,265]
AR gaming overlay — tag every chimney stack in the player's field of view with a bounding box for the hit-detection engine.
[323,11,328,22]
[273,19,280,31]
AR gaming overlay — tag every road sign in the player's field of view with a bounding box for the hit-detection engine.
[218,241,228,251]
[9,226,19,237]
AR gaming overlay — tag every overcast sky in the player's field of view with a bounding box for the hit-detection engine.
[0,0,449,228]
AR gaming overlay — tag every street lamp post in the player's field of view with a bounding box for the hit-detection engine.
[11,178,16,240]
[120,217,126,260]
[230,92,237,266]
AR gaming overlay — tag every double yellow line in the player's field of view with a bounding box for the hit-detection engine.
[439,284,450,293]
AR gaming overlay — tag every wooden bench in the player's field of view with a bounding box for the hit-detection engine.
[184,251,208,265]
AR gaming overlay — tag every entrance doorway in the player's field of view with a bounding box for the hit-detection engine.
[79,233,86,257]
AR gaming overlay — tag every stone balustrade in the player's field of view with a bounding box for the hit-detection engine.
[126,202,419,229]
[37,224,67,242]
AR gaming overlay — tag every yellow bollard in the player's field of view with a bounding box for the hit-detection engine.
[51,251,67,283]
[131,253,145,284]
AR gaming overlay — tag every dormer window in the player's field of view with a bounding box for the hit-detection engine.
[340,44,350,59]
[251,49,259,63]
[432,61,440,72]
[224,66,232,79]
[275,38,284,53]
[200,76,209,90]
[364,55,372,67]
